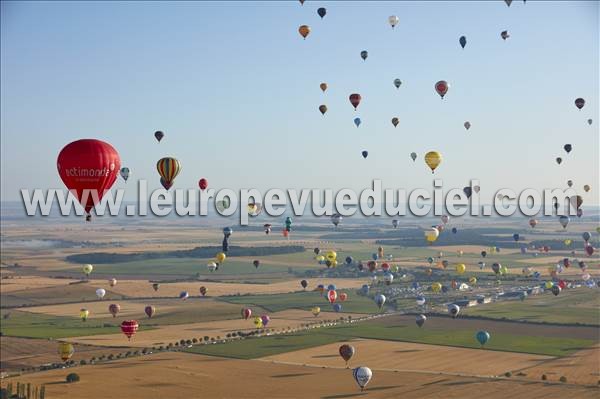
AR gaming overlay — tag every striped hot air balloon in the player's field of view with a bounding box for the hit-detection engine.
[121,320,139,340]
[156,157,181,190]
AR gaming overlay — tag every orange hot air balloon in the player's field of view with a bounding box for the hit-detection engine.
[299,25,311,39]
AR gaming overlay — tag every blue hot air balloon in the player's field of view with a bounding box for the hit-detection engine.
[459,35,467,49]
[333,303,342,312]
[354,117,361,127]
[476,330,490,346]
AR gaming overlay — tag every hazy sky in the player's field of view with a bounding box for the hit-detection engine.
[1,1,598,205]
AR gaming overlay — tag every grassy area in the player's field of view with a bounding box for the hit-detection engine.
[0,310,153,339]
[1,283,125,307]
[218,291,382,314]
[462,289,600,325]
[185,317,596,359]
[58,257,316,277]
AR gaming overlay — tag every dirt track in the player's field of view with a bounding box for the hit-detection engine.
[3,352,598,399]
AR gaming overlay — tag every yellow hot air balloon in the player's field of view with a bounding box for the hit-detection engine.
[377,246,384,259]
[455,263,466,274]
[316,255,325,262]
[431,282,442,293]
[424,228,439,244]
[469,276,477,285]
[500,265,509,275]
[58,342,74,362]
[424,151,442,173]
[311,306,321,317]
[216,252,226,263]
[156,157,181,189]
[298,25,311,39]
[82,264,93,276]
[325,251,337,262]
[544,281,554,289]
[564,239,572,246]
[253,316,263,328]
[79,308,89,322]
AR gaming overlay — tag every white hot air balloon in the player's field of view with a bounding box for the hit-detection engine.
[95,288,106,300]
[388,15,399,29]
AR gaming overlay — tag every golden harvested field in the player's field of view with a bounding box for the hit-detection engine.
[0,336,132,371]
[0,276,79,293]
[64,309,360,348]
[517,345,600,385]
[3,352,598,399]
[261,339,552,377]
[102,278,368,298]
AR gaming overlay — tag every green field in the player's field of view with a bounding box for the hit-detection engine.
[1,283,126,307]
[0,310,153,339]
[462,289,600,325]
[218,291,384,314]
[185,317,596,359]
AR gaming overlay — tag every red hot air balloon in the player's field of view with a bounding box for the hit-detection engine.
[327,289,337,303]
[349,94,362,110]
[585,245,595,256]
[120,320,139,340]
[198,178,208,191]
[339,292,348,302]
[57,139,121,217]
[242,308,252,320]
[435,81,449,99]
[199,286,207,296]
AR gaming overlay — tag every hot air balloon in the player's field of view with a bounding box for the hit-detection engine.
[388,15,399,29]
[352,367,372,391]
[394,78,402,89]
[501,30,510,40]
[333,303,342,312]
[425,227,439,243]
[298,25,310,39]
[362,150,368,159]
[585,245,595,256]
[216,252,227,263]
[513,233,520,242]
[207,261,217,272]
[582,232,591,243]
[58,342,75,362]
[317,7,326,18]
[263,223,272,235]
[120,167,130,181]
[391,117,399,127]
[121,320,138,340]
[551,285,561,296]
[360,50,368,61]
[57,139,122,218]
[556,157,563,165]
[575,98,585,110]
[410,152,417,162]
[584,184,591,192]
[311,306,321,317]
[253,316,263,329]
[529,219,538,228]
[109,278,117,287]
[253,260,260,269]
[492,263,501,275]
[80,308,89,322]
[354,117,361,127]
[331,213,342,227]
[200,286,207,296]
[327,290,337,303]
[301,280,308,290]
[459,35,467,49]
[375,294,386,309]
[96,288,106,300]
[339,344,355,366]
[339,292,348,302]
[424,151,442,173]
[152,283,160,291]
[320,83,328,92]
[198,178,208,191]
[455,264,466,274]
[349,93,362,110]
[82,264,93,277]
[156,157,181,190]
[242,308,252,320]
[476,331,490,346]
[434,80,449,99]
[345,256,353,266]
[463,186,472,198]
[448,304,460,318]
[481,250,487,258]
[179,291,189,300]
[260,315,270,327]
[108,303,120,318]
[463,121,471,130]
[505,0,512,6]
[571,195,583,211]
[587,119,592,125]
[469,276,477,285]
[559,216,570,229]
[415,314,427,328]
[563,144,572,154]
[144,305,155,318]
[452,227,458,234]
[392,219,399,228]
[383,273,394,286]
[154,131,164,142]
